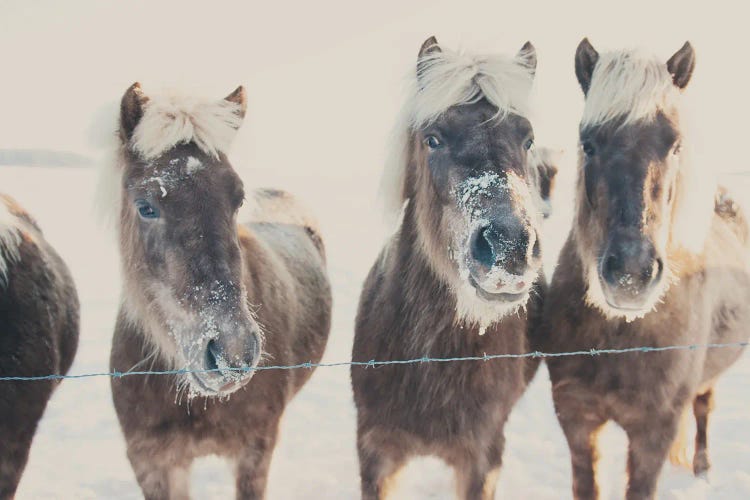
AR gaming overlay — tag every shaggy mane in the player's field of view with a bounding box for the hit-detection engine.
[130,92,243,160]
[0,201,22,286]
[380,45,536,223]
[579,48,715,256]
[582,50,678,128]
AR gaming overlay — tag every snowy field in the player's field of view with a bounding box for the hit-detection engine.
[2,1,750,498]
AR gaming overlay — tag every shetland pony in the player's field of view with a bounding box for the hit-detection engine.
[541,39,750,499]
[107,84,331,499]
[351,37,548,499]
[0,195,79,499]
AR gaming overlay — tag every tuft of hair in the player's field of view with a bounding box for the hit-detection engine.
[0,200,23,287]
[380,45,536,225]
[246,188,321,235]
[130,92,243,160]
[581,50,678,128]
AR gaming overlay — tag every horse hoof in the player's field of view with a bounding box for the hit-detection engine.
[693,451,711,477]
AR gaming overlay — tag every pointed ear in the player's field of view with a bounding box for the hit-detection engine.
[120,82,149,142]
[417,36,441,83]
[517,41,537,76]
[575,38,599,96]
[667,41,695,89]
[224,85,247,120]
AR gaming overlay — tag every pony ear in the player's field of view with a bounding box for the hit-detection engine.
[575,38,599,96]
[666,41,695,90]
[224,85,247,120]
[120,82,149,142]
[517,41,537,76]
[417,36,441,83]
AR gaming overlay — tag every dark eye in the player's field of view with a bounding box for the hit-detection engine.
[524,138,534,151]
[581,141,595,157]
[672,141,682,156]
[424,135,442,150]
[135,199,160,219]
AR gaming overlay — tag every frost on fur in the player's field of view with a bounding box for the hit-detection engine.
[380,44,535,226]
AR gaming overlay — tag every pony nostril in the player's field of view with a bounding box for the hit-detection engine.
[206,339,220,372]
[472,226,495,268]
[646,258,663,284]
[604,253,621,278]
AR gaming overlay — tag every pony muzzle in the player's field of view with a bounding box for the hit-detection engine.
[187,323,262,396]
[598,234,664,312]
[467,222,540,301]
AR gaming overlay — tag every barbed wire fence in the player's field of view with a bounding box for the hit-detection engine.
[2,341,748,382]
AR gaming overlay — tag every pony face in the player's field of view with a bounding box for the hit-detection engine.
[415,101,543,318]
[401,37,543,327]
[116,84,261,397]
[573,39,698,320]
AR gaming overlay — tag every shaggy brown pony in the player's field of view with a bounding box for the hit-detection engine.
[0,195,79,499]
[541,39,750,500]
[351,37,550,499]
[107,84,331,499]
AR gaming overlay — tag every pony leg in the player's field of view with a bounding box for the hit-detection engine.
[357,426,408,500]
[692,389,714,477]
[127,443,191,500]
[234,425,279,500]
[0,440,30,500]
[624,415,679,500]
[452,437,505,500]
[557,413,605,500]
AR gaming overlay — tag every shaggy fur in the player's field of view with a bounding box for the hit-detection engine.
[380,40,536,224]
[352,37,546,500]
[541,40,750,500]
[0,195,79,499]
[109,84,331,499]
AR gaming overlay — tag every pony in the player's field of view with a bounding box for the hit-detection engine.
[541,39,750,499]
[0,195,79,499]
[351,37,548,499]
[107,83,331,499]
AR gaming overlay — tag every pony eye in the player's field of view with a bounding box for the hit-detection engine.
[581,141,596,157]
[672,142,682,156]
[424,135,442,149]
[524,138,534,151]
[135,199,160,219]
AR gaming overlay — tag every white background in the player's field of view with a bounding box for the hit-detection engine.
[1,1,749,498]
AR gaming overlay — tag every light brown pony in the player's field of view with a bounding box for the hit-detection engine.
[540,39,750,499]
[352,37,550,499]
[107,84,331,499]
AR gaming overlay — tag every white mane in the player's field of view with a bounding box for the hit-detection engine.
[581,48,715,255]
[131,92,243,160]
[581,50,678,127]
[380,46,536,224]
[0,202,22,287]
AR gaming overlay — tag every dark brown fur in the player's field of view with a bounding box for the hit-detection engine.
[0,195,79,500]
[540,40,750,500]
[109,85,331,500]
[351,38,547,499]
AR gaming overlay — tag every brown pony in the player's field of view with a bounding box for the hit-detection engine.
[107,84,331,499]
[541,39,750,499]
[351,37,549,499]
[0,195,79,499]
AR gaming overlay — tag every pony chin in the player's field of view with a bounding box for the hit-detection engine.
[453,281,528,334]
[452,262,529,334]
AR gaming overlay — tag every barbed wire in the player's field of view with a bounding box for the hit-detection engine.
[1,340,747,382]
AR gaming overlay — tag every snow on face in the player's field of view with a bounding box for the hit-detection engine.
[139,155,207,198]
[448,170,538,332]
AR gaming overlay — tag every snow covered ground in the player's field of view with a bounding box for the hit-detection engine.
[2,1,750,498]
